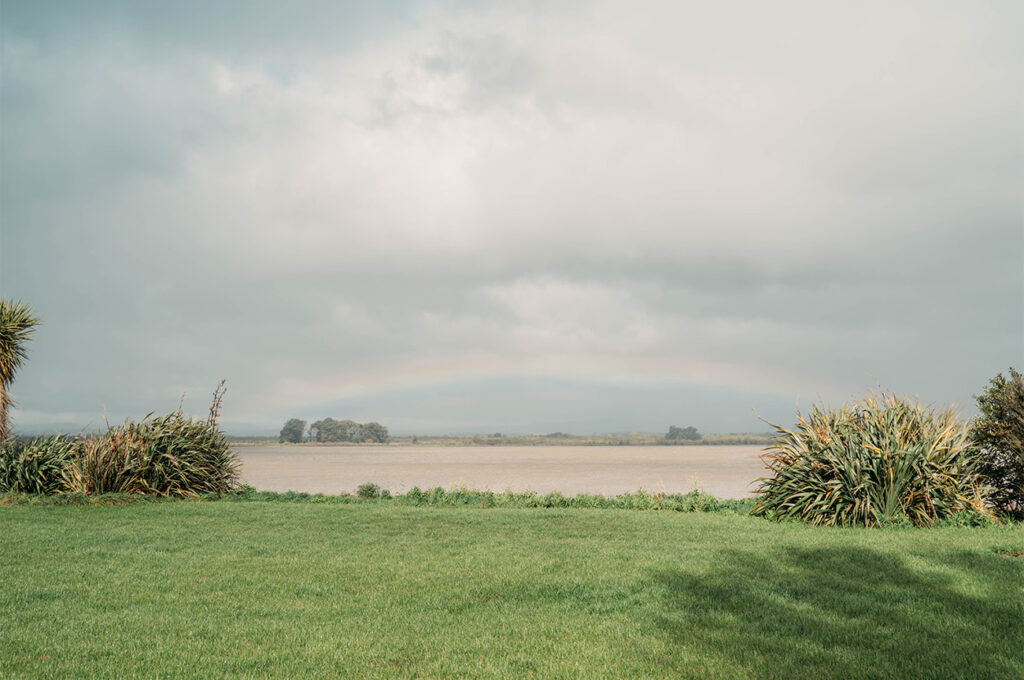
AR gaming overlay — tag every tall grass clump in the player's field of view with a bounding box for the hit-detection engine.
[65,423,151,495]
[137,413,240,496]
[752,393,990,527]
[66,413,239,497]
[64,382,239,497]
[0,436,76,494]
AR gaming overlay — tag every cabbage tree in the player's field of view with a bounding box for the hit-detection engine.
[0,299,40,442]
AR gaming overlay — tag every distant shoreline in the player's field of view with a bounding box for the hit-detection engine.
[229,433,774,447]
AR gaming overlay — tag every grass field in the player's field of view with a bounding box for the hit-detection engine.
[2,503,1022,679]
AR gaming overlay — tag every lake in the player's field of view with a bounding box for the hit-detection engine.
[235,445,769,499]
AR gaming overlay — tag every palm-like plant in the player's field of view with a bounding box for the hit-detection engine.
[0,299,40,443]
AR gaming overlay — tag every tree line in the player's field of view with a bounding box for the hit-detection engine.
[279,418,389,444]
[665,425,701,441]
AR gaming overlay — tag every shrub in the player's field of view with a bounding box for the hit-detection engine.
[971,368,1024,518]
[356,482,382,499]
[66,413,239,497]
[0,436,76,494]
[65,423,150,495]
[540,491,569,508]
[137,413,239,496]
[752,393,990,527]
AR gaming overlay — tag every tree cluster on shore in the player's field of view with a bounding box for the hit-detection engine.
[279,417,389,444]
[665,425,701,441]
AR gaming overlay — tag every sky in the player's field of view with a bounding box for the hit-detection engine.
[1,1,1022,436]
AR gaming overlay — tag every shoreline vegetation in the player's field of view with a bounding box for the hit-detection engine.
[1,485,758,512]
[2,485,1016,529]
[228,432,775,447]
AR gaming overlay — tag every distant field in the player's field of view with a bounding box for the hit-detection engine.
[2,503,1021,679]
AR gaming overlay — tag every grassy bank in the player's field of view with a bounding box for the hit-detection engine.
[1,486,756,513]
[2,503,1021,679]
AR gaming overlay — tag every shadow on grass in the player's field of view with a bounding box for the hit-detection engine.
[651,546,1023,680]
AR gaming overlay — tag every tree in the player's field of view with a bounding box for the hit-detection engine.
[310,417,358,442]
[666,425,700,441]
[971,368,1024,517]
[0,299,40,443]
[279,418,307,443]
[355,421,389,443]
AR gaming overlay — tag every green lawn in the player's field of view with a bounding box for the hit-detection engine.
[2,503,1022,679]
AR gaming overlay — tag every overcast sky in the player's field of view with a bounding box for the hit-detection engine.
[1,1,1021,435]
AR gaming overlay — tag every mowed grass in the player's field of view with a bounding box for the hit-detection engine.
[1,504,1022,679]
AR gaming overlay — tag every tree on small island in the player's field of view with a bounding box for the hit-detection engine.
[666,425,701,441]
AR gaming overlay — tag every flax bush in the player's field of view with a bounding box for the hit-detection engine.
[752,393,990,527]
[0,436,76,494]
[65,424,151,495]
[136,413,239,496]
[65,413,240,497]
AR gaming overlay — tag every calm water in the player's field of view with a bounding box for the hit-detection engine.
[235,445,769,499]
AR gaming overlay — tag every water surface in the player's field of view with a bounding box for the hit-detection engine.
[236,445,768,499]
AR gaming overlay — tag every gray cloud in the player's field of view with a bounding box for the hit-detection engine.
[2,0,1021,435]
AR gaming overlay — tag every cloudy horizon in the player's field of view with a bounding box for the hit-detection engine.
[2,1,1021,436]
